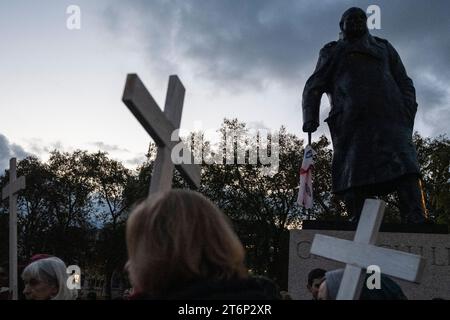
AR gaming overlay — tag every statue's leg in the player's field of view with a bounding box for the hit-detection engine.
[396,174,426,224]
[342,189,366,222]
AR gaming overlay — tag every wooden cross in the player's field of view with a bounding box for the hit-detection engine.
[2,158,26,300]
[310,199,426,300]
[122,74,200,194]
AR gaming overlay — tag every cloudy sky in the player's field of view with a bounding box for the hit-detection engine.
[0,0,449,172]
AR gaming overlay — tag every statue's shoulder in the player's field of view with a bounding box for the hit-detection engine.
[373,36,388,43]
[373,36,398,54]
[373,36,391,48]
[319,41,338,56]
[321,41,337,51]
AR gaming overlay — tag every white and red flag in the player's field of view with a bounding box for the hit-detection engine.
[297,145,315,209]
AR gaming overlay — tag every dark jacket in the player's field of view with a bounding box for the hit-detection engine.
[130,276,282,300]
[325,269,407,300]
[302,33,420,193]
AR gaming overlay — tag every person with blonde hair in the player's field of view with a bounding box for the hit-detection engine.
[21,256,77,300]
[126,189,279,300]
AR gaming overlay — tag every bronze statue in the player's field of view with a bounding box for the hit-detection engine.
[302,7,425,223]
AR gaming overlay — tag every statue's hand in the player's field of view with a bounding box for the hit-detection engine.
[303,121,319,133]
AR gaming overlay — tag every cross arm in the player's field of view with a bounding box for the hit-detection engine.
[123,74,174,148]
[311,234,426,283]
[122,74,201,189]
[2,176,26,200]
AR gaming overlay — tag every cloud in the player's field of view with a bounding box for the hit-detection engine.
[89,142,147,168]
[411,68,450,136]
[104,0,450,136]
[104,0,344,88]
[0,134,146,174]
[0,134,30,173]
[89,141,130,153]
[247,121,270,131]
[125,155,147,167]
[25,138,66,157]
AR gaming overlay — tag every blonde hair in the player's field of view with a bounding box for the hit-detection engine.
[126,189,247,296]
[21,257,77,300]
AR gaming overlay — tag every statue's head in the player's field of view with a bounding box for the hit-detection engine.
[339,7,368,39]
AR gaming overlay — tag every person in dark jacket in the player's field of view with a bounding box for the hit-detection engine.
[126,189,280,300]
[302,7,425,224]
[317,269,407,300]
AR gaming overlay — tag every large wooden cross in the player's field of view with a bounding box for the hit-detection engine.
[310,199,426,300]
[122,74,200,194]
[2,158,26,300]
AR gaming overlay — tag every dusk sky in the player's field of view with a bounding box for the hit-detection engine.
[1,0,449,172]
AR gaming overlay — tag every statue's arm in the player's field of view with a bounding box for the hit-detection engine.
[302,42,336,133]
[387,41,418,119]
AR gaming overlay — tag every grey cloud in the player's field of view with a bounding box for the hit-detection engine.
[105,0,450,136]
[0,134,30,173]
[90,141,131,153]
[104,0,348,87]
[26,139,64,156]
[247,121,270,131]
[125,155,147,167]
[416,78,449,111]
[415,81,450,136]
[26,140,45,156]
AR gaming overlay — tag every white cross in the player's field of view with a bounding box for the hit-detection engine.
[310,199,426,300]
[122,74,200,194]
[2,158,26,300]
